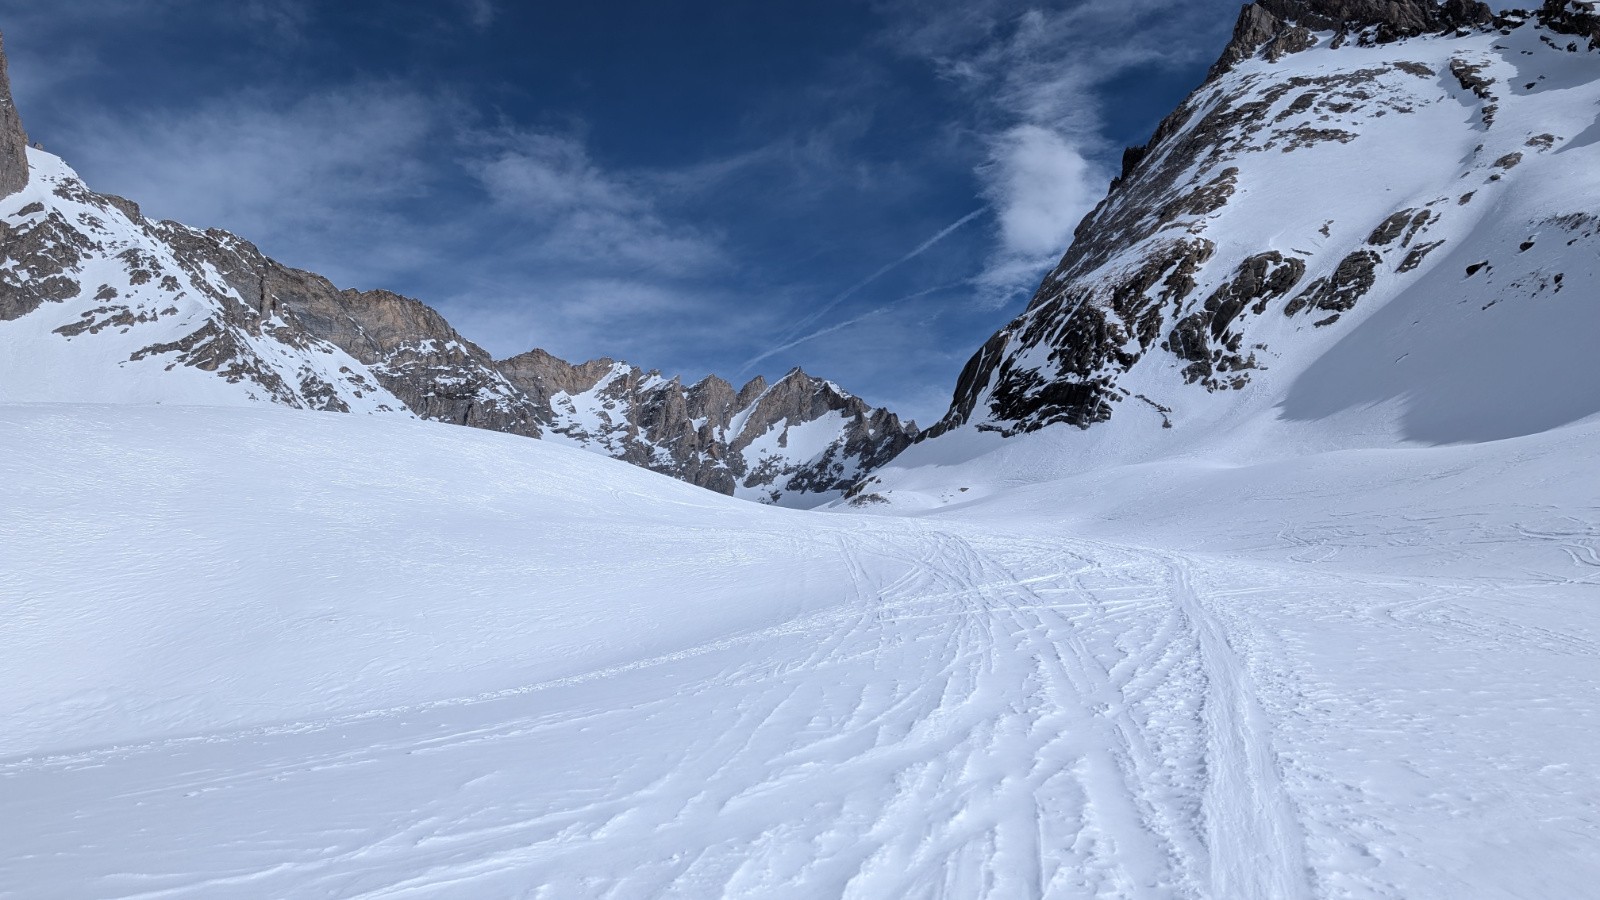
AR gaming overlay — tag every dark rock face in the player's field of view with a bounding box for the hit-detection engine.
[1167,252,1307,388]
[498,347,615,415]
[1212,0,1494,78]
[1539,0,1600,47]
[0,202,90,320]
[1283,250,1381,318]
[0,31,27,198]
[499,354,918,502]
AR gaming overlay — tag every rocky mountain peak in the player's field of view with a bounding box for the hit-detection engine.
[0,30,30,198]
[735,375,769,407]
[1212,0,1494,77]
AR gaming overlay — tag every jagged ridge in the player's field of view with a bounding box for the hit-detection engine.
[501,350,917,504]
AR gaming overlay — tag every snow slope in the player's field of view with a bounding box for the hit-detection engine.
[4,402,1599,898]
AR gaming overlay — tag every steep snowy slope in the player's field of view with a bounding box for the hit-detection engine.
[4,403,1599,899]
[901,0,1600,483]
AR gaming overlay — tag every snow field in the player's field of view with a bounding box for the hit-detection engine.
[4,403,1599,898]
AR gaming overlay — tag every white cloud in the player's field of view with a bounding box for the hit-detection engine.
[985,124,1101,258]
[976,124,1106,303]
[476,133,641,214]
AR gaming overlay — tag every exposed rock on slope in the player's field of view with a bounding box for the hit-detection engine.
[923,0,1600,447]
[153,224,544,436]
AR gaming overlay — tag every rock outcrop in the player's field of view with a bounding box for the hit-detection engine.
[1539,0,1600,47]
[150,223,544,436]
[0,30,29,198]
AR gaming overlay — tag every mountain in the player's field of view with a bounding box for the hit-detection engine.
[0,36,912,508]
[896,0,1600,485]
[501,349,917,504]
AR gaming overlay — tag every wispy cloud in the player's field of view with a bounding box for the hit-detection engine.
[460,0,497,29]
[974,124,1104,304]
[54,84,449,281]
[51,77,729,333]
[876,0,1231,306]
[241,0,311,42]
[469,129,726,275]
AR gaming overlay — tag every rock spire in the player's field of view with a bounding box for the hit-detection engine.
[0,30,29,197]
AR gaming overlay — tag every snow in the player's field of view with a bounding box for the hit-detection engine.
[3,401,1599,898]
[740,411,851,473]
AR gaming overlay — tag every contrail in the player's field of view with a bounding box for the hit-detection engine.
[742,309,893,375]
[774,207,986,347]
[739,281,965,375]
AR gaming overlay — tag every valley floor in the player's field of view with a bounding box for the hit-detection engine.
[2,405,1597,899]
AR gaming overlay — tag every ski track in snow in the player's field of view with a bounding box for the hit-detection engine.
[9,516,1597,898]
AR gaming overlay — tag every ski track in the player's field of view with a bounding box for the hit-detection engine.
[5,514,1599,898]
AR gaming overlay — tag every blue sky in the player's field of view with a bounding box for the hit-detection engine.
[0,0,1245,422]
